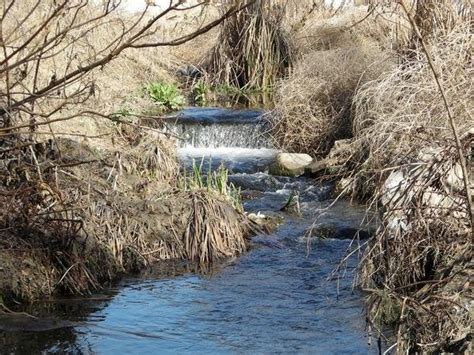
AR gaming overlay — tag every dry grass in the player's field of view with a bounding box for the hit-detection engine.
[349,12,473,353]
[0,1,253,302]
[351,24,472,193]
[271,7,395,156]
[0,130,251,300]
[184,191,249,265]
[206,0,292,90]
[269,2,473,351]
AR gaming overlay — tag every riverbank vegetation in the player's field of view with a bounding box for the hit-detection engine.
[266,1,472,353]
[0,0,254,302]
[1,0,471,353]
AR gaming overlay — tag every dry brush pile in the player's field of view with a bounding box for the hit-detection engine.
[267,0,472,352]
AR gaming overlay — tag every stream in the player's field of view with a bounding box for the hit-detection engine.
[0,108,375,354]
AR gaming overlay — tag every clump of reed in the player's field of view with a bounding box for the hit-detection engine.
[206,0,292,91]
[180,161,242,211]
[184,191,249,265]
[178,162,251,265]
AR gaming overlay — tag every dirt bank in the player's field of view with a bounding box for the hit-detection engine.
[0,134,251,302]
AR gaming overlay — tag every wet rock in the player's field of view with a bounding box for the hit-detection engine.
[246,212,282,232]
[305,139,352,177]
[269,153,313,177]
[304,159,328,176]
[306,224,371,240]
[228,173,282,191]
[280,191,301,215]
[247,212,268,225]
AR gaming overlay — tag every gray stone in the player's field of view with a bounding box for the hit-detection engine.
[269,153,313,177]
[444,163,464,193]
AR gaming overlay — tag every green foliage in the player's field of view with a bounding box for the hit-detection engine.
[193,80,209,106]
[371,289,402,326]
[179,160,242,211]
[144,82,185,111]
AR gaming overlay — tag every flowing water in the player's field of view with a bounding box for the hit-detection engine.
[0,108,375,354]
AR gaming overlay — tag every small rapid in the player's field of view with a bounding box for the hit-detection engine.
[167,107,271,149]
[0,108,374,354]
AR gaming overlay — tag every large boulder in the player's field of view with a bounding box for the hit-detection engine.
[269,153,313,177]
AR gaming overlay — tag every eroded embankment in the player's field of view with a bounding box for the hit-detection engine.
[0,133,251,303]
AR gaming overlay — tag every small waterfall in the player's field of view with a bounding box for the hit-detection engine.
[166,108,277,174]
[170,122,271,148]
[165,107,272,149]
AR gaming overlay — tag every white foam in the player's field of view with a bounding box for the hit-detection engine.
[178,147,278,160]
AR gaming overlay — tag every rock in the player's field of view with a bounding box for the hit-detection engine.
[269,153,313,177]
[247,212,268,225]
[280,191,300,214]
[177,64,202,78]
[328,139,352,161]
[246,212,282,232]
[380,170,408,208]
[304,159,328,176]
[418,147,443,163]
[307,224,371,240]
[444,163,464,193]
[228,173,282,191]
[335,177,355,196]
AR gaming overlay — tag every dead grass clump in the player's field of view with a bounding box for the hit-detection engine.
[0,131,251,300]
[269,4,408,156]
[358,143,472,353]
[206,0,292,90]
[184,191,249,265]
[352,25,472,182]
[271,37,391,156]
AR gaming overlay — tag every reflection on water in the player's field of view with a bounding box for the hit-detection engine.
[0,199,374,354]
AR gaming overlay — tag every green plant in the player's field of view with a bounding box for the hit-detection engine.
[193,80,209,106]
[144,82,185,111]
[111,107,133,121]
[180,160,242,211]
